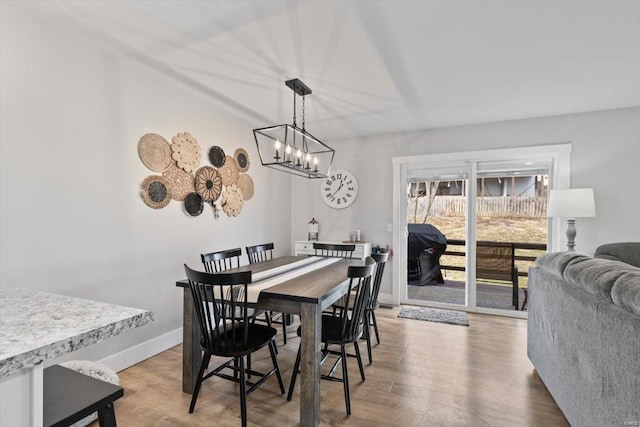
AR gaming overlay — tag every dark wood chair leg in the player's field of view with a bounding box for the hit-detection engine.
[340,345,351,415]
[287,345,302,401]
[282,317,287,345]
[268,341,286,394]
[354,341,365,381]
[189,352,211,413]
[97,402,117,427]
[371,311,380,345]
[239,357,247,427]
[363,313,373,364]
[247,354,252,379]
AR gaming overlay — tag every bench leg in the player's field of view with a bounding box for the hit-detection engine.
[98,403,117,427]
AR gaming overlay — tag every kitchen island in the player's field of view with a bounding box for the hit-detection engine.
[0,287,153,426]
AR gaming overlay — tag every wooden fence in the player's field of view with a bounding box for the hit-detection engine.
[408,196,547,218]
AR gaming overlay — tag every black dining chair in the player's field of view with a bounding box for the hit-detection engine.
[331,251,389,364]
[184,265,285,427]
[313,242,356,259]
[287,258,375,415]
[246,242,274,264]
[364,252,389,363]
[201,248,242,273]
[245,243,290,345]
[202,247,270,370]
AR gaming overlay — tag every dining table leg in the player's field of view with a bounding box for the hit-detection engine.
[299,302,322,427]
[182,288,201,394]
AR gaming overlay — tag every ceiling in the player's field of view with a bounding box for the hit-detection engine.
[24,0,640,141]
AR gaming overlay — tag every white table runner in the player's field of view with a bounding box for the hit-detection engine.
[246,257,342,303]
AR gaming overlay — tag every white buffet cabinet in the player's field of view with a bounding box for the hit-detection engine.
[294,240,372,260]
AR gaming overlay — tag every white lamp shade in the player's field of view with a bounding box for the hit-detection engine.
[547,188,596,218]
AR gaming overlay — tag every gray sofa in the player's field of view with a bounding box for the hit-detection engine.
[527,242,640,427]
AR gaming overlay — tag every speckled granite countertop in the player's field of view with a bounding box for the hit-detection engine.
[0,287,154,378]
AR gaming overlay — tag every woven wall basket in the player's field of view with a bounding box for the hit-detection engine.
[141,175,172,209]
[138,134,172,172]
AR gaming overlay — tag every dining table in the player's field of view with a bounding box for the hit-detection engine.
[175,255,360,427]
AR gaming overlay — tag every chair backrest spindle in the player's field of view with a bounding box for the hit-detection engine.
[201,248,242,273]
[313,243,356,259]
[246,243,275,265]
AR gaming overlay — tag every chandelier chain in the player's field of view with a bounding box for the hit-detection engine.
[292,90,297,127]
[302,95,306,131]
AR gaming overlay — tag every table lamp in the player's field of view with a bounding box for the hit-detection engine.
[547,188,596,251]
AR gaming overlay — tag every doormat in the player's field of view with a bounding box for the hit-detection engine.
[398,306,469,326]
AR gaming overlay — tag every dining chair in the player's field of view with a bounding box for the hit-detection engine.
[246,242,274,264]
[364,252,389,363]
[202,247,269,371]
[184,265,285,427]
[329,252,389,364]
[287,258,375,415]
[201,248,242,273]
[313,242,356,259]
[245,243,290,345]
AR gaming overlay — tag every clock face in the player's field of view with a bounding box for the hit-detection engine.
[320,169,358,209]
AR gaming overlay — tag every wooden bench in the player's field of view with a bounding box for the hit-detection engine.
[44,365,123,427]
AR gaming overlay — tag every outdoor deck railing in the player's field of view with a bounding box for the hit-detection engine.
[440,239,547,278]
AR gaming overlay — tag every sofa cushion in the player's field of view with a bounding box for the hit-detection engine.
[594,242,640,268]
[536,252,639,303]
[535,252,591,277]
[563,257,637,302]
[611,272,640,316]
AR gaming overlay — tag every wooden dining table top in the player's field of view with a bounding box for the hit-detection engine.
[175,255,361,305]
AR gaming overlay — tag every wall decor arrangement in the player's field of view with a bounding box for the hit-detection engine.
[137,132,253,218]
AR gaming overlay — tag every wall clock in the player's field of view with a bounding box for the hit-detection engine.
[320,169,359,209]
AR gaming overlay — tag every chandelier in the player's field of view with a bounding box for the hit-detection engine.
[253,79,335,179]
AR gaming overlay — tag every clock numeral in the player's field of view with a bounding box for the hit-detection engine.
[342,197,347,203]
[347,194,352,198]
[348,186,354,191]
[325,193,332,199]
[346,180,352,185]
[324,187,330,191]
[336,173,342,180]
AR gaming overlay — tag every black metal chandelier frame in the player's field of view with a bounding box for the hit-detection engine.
[253,79,335,179]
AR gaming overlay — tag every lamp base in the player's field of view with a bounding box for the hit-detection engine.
[565,218,576,251]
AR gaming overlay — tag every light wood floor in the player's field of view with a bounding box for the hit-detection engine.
[112,307,568,426]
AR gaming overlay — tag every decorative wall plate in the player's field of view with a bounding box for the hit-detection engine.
[218,156,240,186]
[221,184,243,217]
[195,166,222,203]
[237,174,254,200]
[171,132,201,172]
[208,146,226,167]
[141,175,172,209]
[184,192,204,216]
[138,134,172,172]
[162,163,195,201]
[234,148,250,172]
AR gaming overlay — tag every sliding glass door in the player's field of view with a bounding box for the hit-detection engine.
[393,144,570,317]
[406,165,470,308]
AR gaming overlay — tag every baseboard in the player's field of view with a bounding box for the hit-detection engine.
[378,292,395,305]
[99,328,183,373]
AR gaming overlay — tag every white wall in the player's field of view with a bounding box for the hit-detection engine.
[0,3,292,365]
[292,107,640,299]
